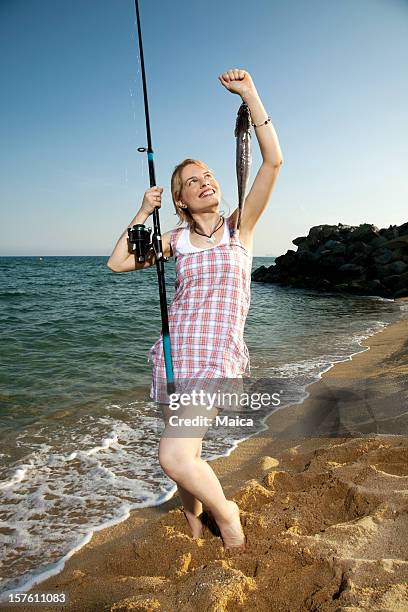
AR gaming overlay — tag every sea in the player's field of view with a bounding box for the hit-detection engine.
[0,255,407,599]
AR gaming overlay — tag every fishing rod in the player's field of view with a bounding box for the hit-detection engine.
[129,0,175,395]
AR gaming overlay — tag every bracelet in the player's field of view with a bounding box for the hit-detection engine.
[252,116,271,128]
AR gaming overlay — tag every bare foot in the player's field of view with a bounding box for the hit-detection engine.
[182,509,204,539]
[216,500,246,553]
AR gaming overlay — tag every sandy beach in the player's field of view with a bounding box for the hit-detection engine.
[5,306,408,611]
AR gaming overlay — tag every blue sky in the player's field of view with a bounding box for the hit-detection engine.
[0,0,407,256]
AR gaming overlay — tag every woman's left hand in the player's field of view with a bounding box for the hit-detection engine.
[218,69,257,99]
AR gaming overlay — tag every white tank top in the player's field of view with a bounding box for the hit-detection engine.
[176,217,230,254]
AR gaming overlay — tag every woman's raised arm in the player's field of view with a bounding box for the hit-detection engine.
[219,69,284,233]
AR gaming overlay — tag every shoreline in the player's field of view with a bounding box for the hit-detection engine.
[4,305,408,611]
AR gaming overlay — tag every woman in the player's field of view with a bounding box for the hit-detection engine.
[107,69,283,551]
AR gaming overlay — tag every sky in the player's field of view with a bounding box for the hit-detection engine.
[0,0,407,257]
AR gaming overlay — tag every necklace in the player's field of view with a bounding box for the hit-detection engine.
[192,216,224,244]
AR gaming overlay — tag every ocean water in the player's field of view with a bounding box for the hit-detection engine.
[0,255,406,598]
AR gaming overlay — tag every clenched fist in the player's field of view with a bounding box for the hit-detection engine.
[218,68,257,99]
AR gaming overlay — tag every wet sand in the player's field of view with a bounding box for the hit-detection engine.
[5,305,408,611]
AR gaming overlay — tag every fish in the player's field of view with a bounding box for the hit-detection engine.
[234,102,252,231]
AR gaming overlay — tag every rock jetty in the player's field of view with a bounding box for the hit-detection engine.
[252,222,408,298]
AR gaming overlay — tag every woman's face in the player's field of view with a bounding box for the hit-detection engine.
[179,164,221,214]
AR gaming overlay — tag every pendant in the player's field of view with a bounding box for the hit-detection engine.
[207,236,215,243]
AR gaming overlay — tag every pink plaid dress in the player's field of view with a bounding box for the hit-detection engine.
[147,214,252,404]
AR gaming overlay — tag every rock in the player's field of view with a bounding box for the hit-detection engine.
[297,250,319,264]
[396,271,408,290]
[320,255,346,271]
[252,265,268,281]
[335,283,352,293]
[371,235,389,249]
[382,275,401,289]
[391,247,407,262]
[347,241,372,257]
[292,235,308,246]
[382,260,407,275]
[385,235,408,249]
[373,249,393,265]
[296,242,312,253]
[350,223,379,242]
[306,224,340,249]
[252,221,408,298]
[308,224,339,239]
[274,251,297,271]
[323,239,343,250]
[350,253,370,266]
[379,225,399,240]
[316,278,334,291]
[396,221,408,235]
[366,279,384,294]
[347,280,370,295]
[393,287,408,298]
[338,263,365,278]
[337,223,354,232]
[315,244,331,256]
[331,243,347,256]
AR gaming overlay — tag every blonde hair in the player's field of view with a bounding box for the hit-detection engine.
[171,158,214,227]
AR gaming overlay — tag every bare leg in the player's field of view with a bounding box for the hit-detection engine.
[160,405,205,537]
[177,484,203,538]
[159,433,245,549]
[177,442,203,538]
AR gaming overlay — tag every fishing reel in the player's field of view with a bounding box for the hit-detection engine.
[127,224,169,264]
[127,224,153,263]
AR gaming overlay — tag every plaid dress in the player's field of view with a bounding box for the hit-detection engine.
[147,215,252,404]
